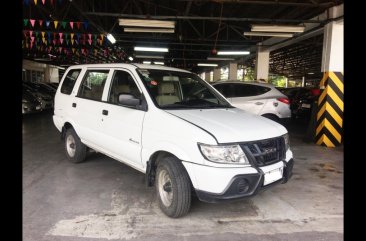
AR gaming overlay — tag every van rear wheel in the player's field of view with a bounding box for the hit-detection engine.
[64,128,86,163]
[155,157,191,218]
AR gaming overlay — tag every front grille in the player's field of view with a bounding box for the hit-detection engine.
[240,137,285,167]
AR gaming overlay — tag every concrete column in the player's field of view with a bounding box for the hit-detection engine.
[205,72,211,82]
[315,20,343,147]
[228,63,237,80]
[44,66,50,83]
[254,46,270,81]
[321,21,343,73]
[213,68,221,81]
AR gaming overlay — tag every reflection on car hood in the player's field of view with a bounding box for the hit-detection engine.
[166,108,287,143]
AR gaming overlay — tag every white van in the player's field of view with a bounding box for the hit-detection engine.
[53,64,294,218]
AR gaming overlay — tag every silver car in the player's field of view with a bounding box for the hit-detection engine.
[212,81,291,123]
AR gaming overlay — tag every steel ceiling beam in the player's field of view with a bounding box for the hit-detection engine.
[84,12,326,23]
[176,0,337,7]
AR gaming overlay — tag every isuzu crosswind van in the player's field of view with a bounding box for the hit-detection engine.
[53,64,294,218]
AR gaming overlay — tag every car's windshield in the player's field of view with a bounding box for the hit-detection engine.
[137,68,232,109]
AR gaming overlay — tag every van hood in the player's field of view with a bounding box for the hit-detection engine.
[166,108,287,143]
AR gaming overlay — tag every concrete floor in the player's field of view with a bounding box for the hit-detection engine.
[23,111,343,241]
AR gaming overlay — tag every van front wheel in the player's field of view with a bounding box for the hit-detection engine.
[155,157,191,218]
[64,128,86,163]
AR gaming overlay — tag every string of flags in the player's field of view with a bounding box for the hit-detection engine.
[23,30,106,47]
[23,0,65,6]
[24,19,89,30]
[22,41,126,60]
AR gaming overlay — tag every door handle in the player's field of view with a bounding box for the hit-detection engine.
[102,110,108,115]
[255,102,264,105]
[72,103,77,108]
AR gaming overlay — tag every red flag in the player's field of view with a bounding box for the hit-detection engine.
[42,0,45,4]
[59,47,62,53]
[38,20,43,27]
[59,32,63,39]
[29,31,33,37]
[69,21,74,29]
[76,22,81,29]
[60,38,64,44]
[88,33,92,39]
[88,39,92,45]
[30,19,36,27]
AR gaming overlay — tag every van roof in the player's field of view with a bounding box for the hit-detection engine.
[67,63,191,73]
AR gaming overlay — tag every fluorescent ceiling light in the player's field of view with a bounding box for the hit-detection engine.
[207,57,235,61]
[217,51,249,55]
[107,33,116,44]
[244,32,293,38]
[134,46,168,52]
[135,55,164,59]
[251,24,305,33]
[124,28,174,33]
[154,61,164,65]
[197,63,218,67]
[128,56,134,61]
[119,19,175,28]
[307,72,314,74]
[143,61,152,64]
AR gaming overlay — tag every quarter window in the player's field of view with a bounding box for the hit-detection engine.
[78,70,109,101]
[232,84,271,97]
[60,69,81,95]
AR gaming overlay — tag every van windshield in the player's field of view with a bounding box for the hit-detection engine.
[136,68,232,109]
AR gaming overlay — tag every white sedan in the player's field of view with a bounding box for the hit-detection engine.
[212,81,291,123]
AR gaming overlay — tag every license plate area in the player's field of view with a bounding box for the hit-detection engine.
[263,167,283,185]
[301,103,311,108]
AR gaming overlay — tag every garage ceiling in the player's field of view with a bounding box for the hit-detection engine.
[23,0,343,75]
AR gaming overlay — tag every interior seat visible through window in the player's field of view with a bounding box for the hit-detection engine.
[156,82,180,105]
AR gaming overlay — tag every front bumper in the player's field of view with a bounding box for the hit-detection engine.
[194,158,294,203]
[22,103,42,114]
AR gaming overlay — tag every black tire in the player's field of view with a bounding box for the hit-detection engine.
[64,128,87,163]
[155,157,191,218]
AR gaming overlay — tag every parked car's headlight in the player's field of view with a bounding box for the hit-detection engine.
[22,99,28,103]
[198,143,249,165]
[283,133,290,151]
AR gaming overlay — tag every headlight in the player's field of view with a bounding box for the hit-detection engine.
[283,133,290,151]
[198,143,249,165]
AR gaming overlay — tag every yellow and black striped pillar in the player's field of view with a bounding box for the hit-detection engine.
[315,72,344,147]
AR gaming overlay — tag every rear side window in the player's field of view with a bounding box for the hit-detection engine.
[60,69,81,95]
[78,70,109,101]
[213,84,235,98]
[232,84,271,97]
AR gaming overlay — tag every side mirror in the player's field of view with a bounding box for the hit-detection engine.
[118,93,141,107]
